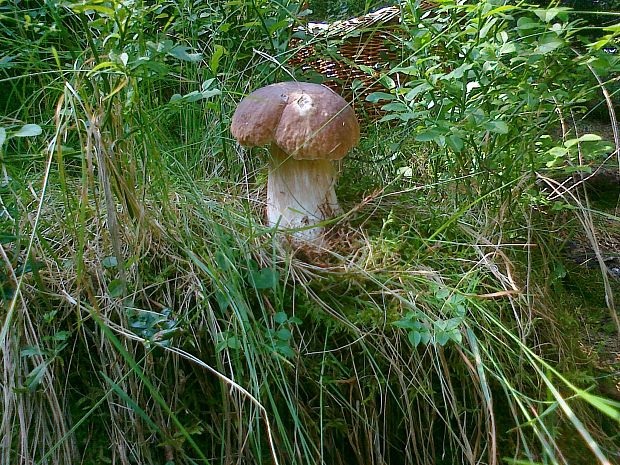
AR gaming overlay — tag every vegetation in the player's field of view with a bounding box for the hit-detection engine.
[1,0,619,464]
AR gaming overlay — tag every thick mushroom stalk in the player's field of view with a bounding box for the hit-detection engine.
[230,82,360,243]
[267,144,341,241]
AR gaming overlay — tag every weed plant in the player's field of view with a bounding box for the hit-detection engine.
[1,1,619,464]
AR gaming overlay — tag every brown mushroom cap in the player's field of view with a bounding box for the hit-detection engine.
[230,82,360,160]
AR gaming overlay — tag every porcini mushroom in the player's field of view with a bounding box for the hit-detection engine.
[230,81,360,243]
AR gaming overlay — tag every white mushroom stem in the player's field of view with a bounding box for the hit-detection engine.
[267,143,341,242]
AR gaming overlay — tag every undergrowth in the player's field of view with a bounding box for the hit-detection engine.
[1,0,619,464]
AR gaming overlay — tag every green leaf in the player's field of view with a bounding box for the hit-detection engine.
[226,336,241,350]
[275,342,295,358]
[516,17,540,31]
[21,347,44,357]
[274,312,288,324]
[169,45,203,62]
[548,146,568,157]
[249,268,279,289]
[25,362,49,391]
[415,128,444,142]
[435,330,450,346]
[365,92,394,103]
[215,290,229,311]
[393,319,421,330]
[603,22,620,33]
[276,328,292,341]
[52,331,71,341]
[381,102,409,112]
[483,119,509,134]
[408,331,422,347]
[108,279,125,298]
[535,35,564,55]
[483,5,517,17]
[14,124,42,138]
[210,45,225,74]
[404,82,432,101]
[444,318,461,331]
[446,135,464,153]
[533,7,569,23]
[449,329,463,345]
[0,127,6,147]
[391,65,418,75]
[102,256,118,269]
[565,133,602,146]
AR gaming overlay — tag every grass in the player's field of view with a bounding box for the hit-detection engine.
[1,0,620,464]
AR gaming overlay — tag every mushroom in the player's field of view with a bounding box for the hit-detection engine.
[231,81,360,243]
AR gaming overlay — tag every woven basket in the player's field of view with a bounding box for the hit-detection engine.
[288,3,439,117]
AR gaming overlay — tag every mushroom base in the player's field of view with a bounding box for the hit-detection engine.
[267,144,342,243]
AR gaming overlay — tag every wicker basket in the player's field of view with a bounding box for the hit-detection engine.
[287,3,439,117]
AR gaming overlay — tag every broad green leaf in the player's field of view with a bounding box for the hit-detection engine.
[404,82,432,101]
[535,35,564,55]
[275,341,295,358]
[226,336,241,349]
[108,279,125,298]
[249,268,279,289]
[444,318,461,331]
[446,135,464,153]
[415,128,444,142]
[391,65,418,75]
[14,124,42,137]
[499,42,517,55]
[435,330,450,346]
[408,331,422,347]
[276,328,292,341]
[517,17,540,31]
[169,45,203,62]
[393,319,422,330]
[449,329,463,345]
[483,120,509,134]
[381,102,409,112]
[565,134,601,148]
[274,312,288,324]
[365,92,394,103]
[435,287,451,299]
[201,89,221,99]
[533,8,566,23]
[102,256,118,269]
[577,133,602,143]
[547,146,568,157]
